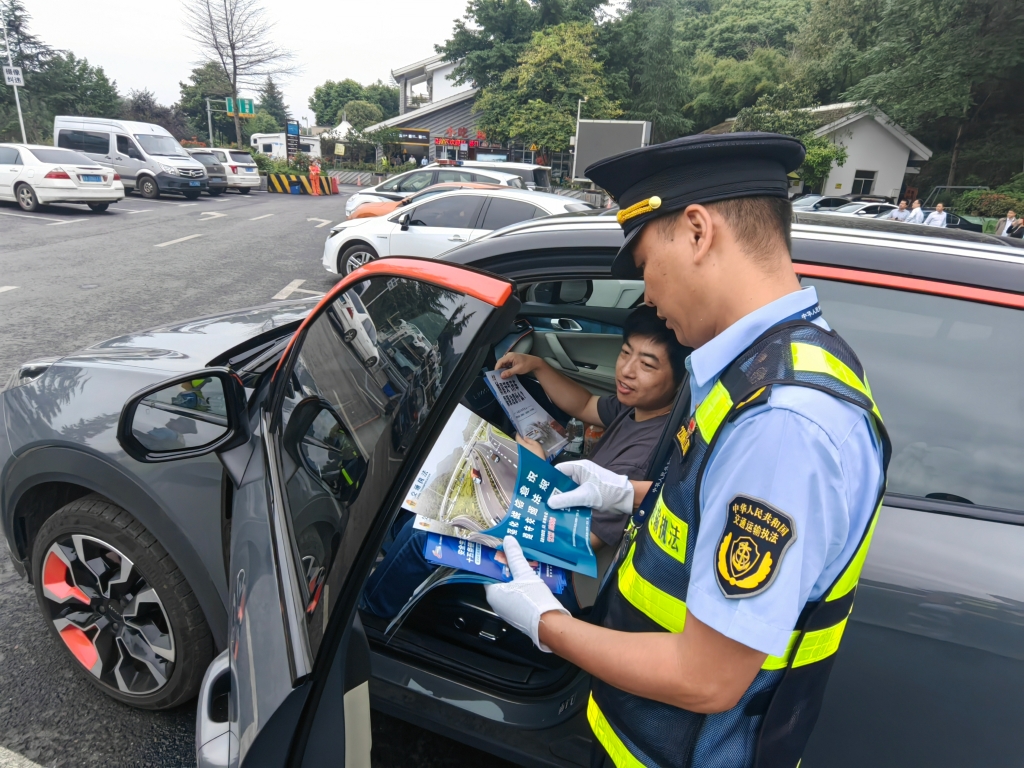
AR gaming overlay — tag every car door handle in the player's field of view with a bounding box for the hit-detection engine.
[448,235,466,242]
[551,318,583,331]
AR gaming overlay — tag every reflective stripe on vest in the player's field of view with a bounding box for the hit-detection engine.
[588,694,648,768]
[617,539,688,633]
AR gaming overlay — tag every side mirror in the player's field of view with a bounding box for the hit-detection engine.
[283,397,367,504]
[117,368,250,463]
[398,212,410,231]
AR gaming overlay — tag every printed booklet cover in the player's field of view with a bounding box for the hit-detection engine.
[483,370,568,458]
[403,403,597,577]
[422,533,567,594]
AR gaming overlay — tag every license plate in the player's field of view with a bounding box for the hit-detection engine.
[245,168,255,173]
[189,181,201,187]
[81,174,102,183]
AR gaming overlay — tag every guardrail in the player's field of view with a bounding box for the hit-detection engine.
[266,174,339,195]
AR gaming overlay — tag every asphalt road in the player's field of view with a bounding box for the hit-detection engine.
[0,188,517,768]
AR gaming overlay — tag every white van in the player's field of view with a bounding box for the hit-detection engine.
[250,132,321,160]
[53,116,208,199]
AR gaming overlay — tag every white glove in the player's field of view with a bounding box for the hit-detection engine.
[547,460,633,516]
[484,536,569,652]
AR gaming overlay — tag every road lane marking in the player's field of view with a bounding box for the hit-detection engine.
[250,214,274,220]
[177,203,199,207]
[154,233,203,248]
[123,209,152,214]
[0,286,18,294]
[0,210,66,224]
[48,219,89,226]
[0,745,45,768]
[307,217,332,228]
[199,211,228,220]
[273,279,325,300]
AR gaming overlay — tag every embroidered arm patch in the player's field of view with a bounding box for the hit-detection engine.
[716,495,796,598]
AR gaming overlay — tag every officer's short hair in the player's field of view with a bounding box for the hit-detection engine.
[656,196,793,268]
[623,305,689,386]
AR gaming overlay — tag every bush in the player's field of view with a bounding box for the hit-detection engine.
[997,172,1024,197]
[955,190,1024,217]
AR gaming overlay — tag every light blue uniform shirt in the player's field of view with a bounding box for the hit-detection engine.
[684,287,884,657]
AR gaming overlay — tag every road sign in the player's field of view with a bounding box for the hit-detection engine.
[286,119,300,158]
[3,65,24,86]
[224,97,255,117]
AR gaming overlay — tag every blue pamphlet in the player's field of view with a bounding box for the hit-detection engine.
[422,533,567,594]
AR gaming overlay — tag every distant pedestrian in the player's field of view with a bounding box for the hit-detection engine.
[420,156,428,167]
[1009,219,1024,239]
[996,210,1017,236]
[906,199,925,224]
[924,202,947,227]
[887,200,910,221]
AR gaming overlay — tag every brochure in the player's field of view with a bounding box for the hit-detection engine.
[483,370,568,458]
[422,533,567,593]
[402,403,597,577]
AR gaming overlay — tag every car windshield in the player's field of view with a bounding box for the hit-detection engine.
[191,153,218,167]
[229,151,254,164]
[134,134,187,157]
[834,203,865,213]
[28,148,95,165]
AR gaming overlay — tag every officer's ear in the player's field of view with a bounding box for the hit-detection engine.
[677,205,716,265]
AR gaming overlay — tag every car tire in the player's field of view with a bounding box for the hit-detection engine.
[184,191,201,200]
[364,356,378,368]
[343,329,358,343]
[340,243,378,275]
[88,203,109,212]
[238,187,251,195]
[138,176,160,199]
[208,189,224,197]
[32,494,214,710]
[15,183,40,212]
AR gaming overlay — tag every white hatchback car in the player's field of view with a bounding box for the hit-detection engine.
[332,287,381,368]
[209,148,260,193]
[325,188,592,275]
[0,143,125,212]
[344,166,524,217]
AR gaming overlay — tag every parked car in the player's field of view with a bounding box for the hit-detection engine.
[344,166,524,217]
[207,148,260,194]
[3,213,1024,768]
[324,188,593,275]
[819,201,898,217]
[791,194,849,211]
[0,143,124,212]
[333,286,381,368]
[428,159,552,190]
[349,181,502,219]
[54,116,207,199]
[186,149,227,196]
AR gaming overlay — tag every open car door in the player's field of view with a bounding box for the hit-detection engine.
[117,259,519,768]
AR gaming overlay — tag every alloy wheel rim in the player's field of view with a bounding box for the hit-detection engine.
[41,535,174,696]
[18,188,32,207]
[345,251,374,274]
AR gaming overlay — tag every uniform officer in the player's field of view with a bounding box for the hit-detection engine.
[485,133,890,768]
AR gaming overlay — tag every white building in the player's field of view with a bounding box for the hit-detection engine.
[704,102,932,200]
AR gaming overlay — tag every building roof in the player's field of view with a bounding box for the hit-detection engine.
[364,88,478,133]
[700,102,931,161]
[392,53,450,80]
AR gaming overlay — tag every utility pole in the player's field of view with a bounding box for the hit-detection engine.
[571,96,587,182]
[1,4,27,144]
[206,97,215,147]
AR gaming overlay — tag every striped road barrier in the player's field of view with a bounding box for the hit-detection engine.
[266,174,338,195]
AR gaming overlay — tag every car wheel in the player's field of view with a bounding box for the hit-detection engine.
[15,183,40,212]
[208,189,224,197]
[88,203,109,212]
[343,329,358,343]
[341,243,378,275]
[138,176,160,199]
[238,187,251,195]
[32,495,213,710]
[364,356,378,368]
[184,191,201,200]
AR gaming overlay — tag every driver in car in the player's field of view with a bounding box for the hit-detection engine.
[361,305,689,619]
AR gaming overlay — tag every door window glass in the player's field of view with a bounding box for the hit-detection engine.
[436,170,474,183]
[396,172,434,193]
[57,130,110,154]
[116,135,142,158]
[408,196,482,228]
[806,278,1024,512]
[0,147,21,164]
[480,198,542,230]
[278,276,495,656]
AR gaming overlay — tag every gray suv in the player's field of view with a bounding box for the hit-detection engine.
[2,214,1023,767]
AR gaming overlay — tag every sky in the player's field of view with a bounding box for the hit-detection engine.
[24,0,470,127]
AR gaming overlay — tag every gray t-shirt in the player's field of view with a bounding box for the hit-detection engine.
[585,395,668,547]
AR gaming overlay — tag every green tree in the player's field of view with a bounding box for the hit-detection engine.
[120,89,189,139]
[684,48,789,130]
[844,0,1024,188]
[362,80,400,119]
[340,100,384,131]
[476,22,619,150]
[257,76,290,126]
[178,62,235,145]
[248,109,280,134]
[308,79,365,125]
[701,0,810,60]
[733,85,848,192]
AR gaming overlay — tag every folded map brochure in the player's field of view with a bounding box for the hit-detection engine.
[403,403,597,577]
[483,370,568,458]
[422,533,567,593]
